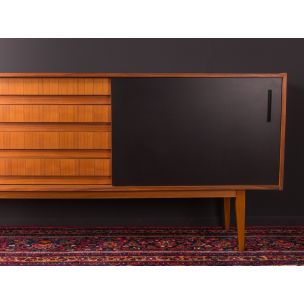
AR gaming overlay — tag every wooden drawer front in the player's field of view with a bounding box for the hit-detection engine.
[0,105,111,122]
[0,150,112,184]
[0,149,112,159]
[0,78,110,95]
[0,176,111,185]
[0,159,111,176]
[0,96,111,105]
[0,132,111,149]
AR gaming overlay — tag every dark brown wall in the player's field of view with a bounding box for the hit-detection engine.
[0,38,302,226]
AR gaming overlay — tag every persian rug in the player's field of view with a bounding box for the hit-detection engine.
[0,226,303,266]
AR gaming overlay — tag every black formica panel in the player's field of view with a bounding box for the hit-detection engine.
[112,78,282,186]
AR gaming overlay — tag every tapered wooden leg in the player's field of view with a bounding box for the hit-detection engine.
[224,198,231,231]
[235,190,246,252]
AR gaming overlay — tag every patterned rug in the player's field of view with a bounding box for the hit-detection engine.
[0,226,303,266]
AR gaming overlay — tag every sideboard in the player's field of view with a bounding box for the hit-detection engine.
[0,73,287,251]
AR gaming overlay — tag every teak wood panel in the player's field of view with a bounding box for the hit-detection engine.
[0,131,112,149]
[0,96,111,105]
[0,78,110,95]
[0,123,111,132]
[0,159,111,176]
[0,187,236,196]
[0,105,111,122]
[0,149,111,159]
[0,191,236,199]
[279,74,287,190]
[0,177,112,185]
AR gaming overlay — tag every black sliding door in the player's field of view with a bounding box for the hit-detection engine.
[112,78,282,186]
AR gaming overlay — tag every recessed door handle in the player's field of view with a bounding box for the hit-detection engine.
[267,89,272,122]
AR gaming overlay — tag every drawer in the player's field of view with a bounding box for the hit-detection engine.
[0,105,111,122]
[0,149,112,159]
[0,78,110,95]
[0,158,111,176]
[0,131,112,149]
[0,176,112,185]
[0,150,112,184]
[0,95,111,105]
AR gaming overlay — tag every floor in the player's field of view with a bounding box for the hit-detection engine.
[0,226,303,265]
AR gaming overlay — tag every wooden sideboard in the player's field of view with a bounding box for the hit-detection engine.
[0,73,287,251]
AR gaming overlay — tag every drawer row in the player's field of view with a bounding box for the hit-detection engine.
[0,148,112,183]
[0,78,110,95]
[0,158,111,176]
[0,104,111,122]
[0,131,111,149]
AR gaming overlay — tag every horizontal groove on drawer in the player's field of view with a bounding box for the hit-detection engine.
[0,96,111,105]
[0,176,112,185]
[0,105,111,122]
[0,123,111,132]
[0,132,112,149]
[0,159,111,176]
[0,78,111,95]
[0,149,111,159]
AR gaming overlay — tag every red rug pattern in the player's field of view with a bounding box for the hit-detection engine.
[0,226,303,265]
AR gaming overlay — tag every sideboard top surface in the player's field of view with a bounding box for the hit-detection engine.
[0,73,287,78]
